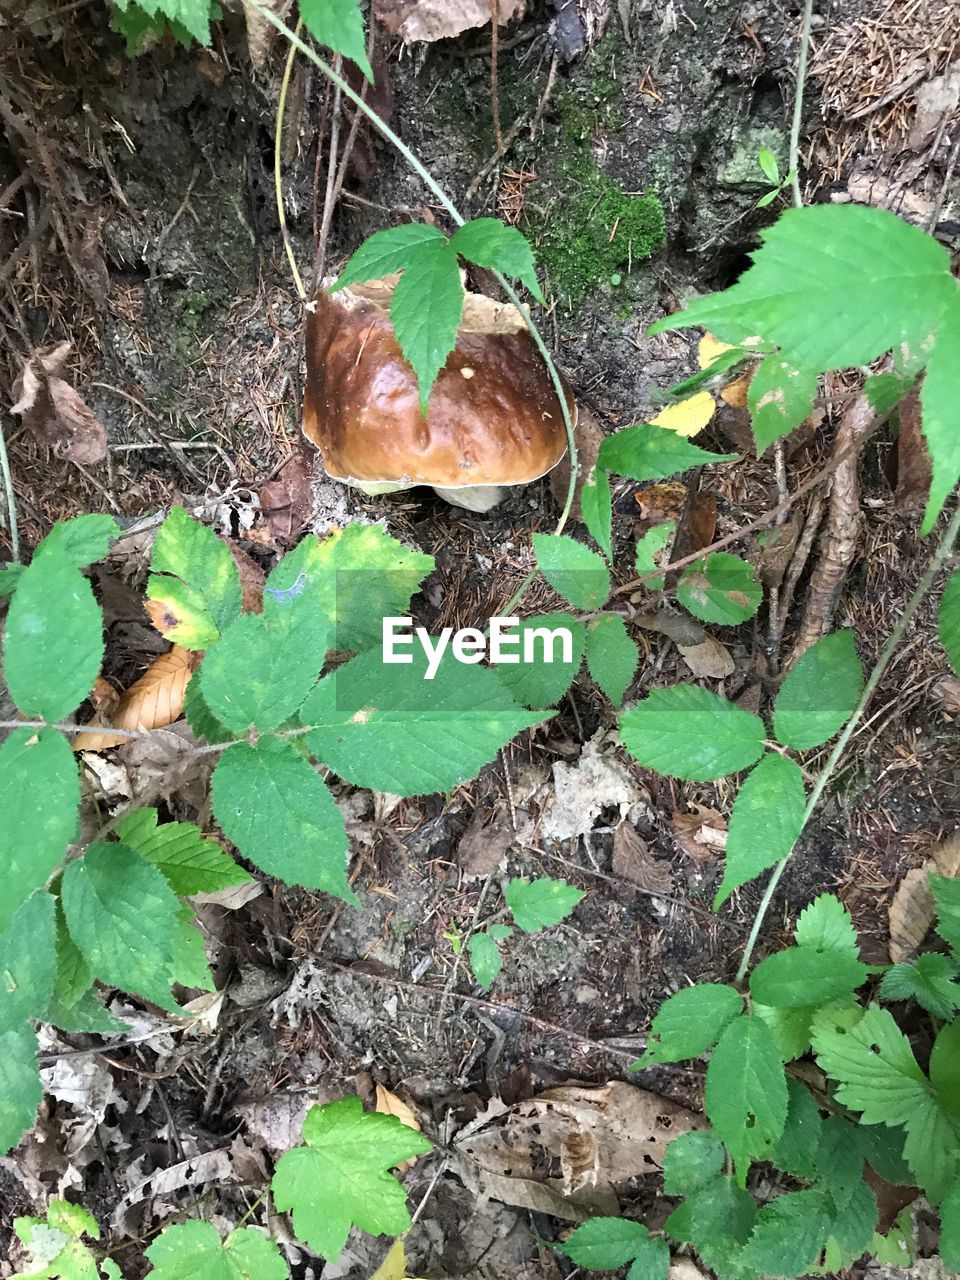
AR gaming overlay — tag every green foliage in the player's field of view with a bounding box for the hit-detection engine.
[116,807,251,895]
[662,1131,726,1195]
[494,613,585,709]
[932,873,960,953]
[504,876,584,932]
[632,983,742,1067]
[299,0,372,80]
[676,552,762,625]
[621,684,766,780]
[271,1097,431,1260]
[111,0,219,51]
[716,754,806,905]
[12,1198,116,1280]
[467,924,512,990]
[773,631,863,750]
[560,1218,670,1280]
[940,570,960,675]
[747,355,817,455]
[144,1220,287,1280]
[880,953,960,1019]
[749,946,868,1009]
[585,614,638,707]
[596,424,735,481]
[581,467,614,561]
[633,520,674,589]
[738,1190,832,1276]
[532,533,610,610]
[0,1026,42,1160]
[705,1015,788,1171]
[148,506,242,649]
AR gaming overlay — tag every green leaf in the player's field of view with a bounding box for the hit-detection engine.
[668,346,752,399]
[769,1078,822,1180]
[865,371,915,416]
[901,1094,959,1203]
[53,902,92,1011]
[810,1003,930,1123]
[758,146,781,184]
[390,238,464,415]
[172,904,214,991]
[755,1003,816,1061]
[271,1096,431,1261]
[3,547,103,721]
[662,1131,726,1196]
[650,205,956,373]
[505,877,584,932]
[47,987,129,1037]
[0,1024,41,1154]
[855,1123,912,1186]
[757,189,780,207]
[920,297,960,534]
[116,808,251,896]
[816,1115,865,1210]
[61,842,181,1013]
[493,613,585,709]
[581,466,613,562]
[335,224,446,291]
[41,514,120,567]
[932,873,960,953]
[715,754,806,906]
[212,737,354,901]
[665,1177,757,1275]
[773,630,863,750]
[183,676,236,744]
[705,1015,788,1170]
[794,893,860,960]
[940,1178,960,1271]
[930,1018,960,1119]
[747,354,817,455]
[633,983,742,1067]
[749,946,868,1010]
[0,727,78,933]
[826,1176,878,1263]
[449,218,544,303]
[0,890,56,1032]
[301,647,541,796]
[147,507,242,649]
[467,931,503,991]
[633,520,674,590]
[299,0,372,80]
[144,1219,288,1280]
[739,1189,833,1276]
[676,552,762,625]
[940,571,960,676]
[136,0,216,44]
[0,562,23,598]
[620,684,765,781]
[586,615,638,707]
[532,532,611,610]
[562,1219,669,1280]
[596,422,735,481]
[880,953,960,1019]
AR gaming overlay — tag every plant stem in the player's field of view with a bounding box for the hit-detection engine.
[254,4,578,541]
[789,0,814,208]
[275,22,307,302]
[0,416,19,562]
[736,498,960,981]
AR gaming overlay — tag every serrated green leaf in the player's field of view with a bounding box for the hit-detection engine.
[390,238,464,414]
[816,1115,864,1210]
[865,371,915,416]
[0,562,23,598]
[940,571,960,676]
[794,893,860,960]
[449,218,544,302]
[301,648,541,797]
[144,1218,288,1280]
[0,727,78,933]
[61,842,180,1013]
[715,754,806,906]
[634,520,674,590]
[750,946,868,1010]
[182,676,236,744]
[773,630,863,750]
[662,1130,726,1195]
[493,612,585,709]
[705,1015,788,1170]
[0,891,56,1032]
[581,466,613,561]
[212,737,353,901]
[676,552,762,625]
[172,904,214,991]
[40,514,120,567]
[826,1176,878,1263]
[505,876,584,932]
[650,206,956,374]
[770,1078,822,1180]
[932,873,960,954]
[134,0,215,44]
[4,548,103,721]
[621,684,765,781]
[930,1019,960,1119]
[665,1177,757,1276]
[335,224,446,291]
[532,532,611,610]
[633,983,742,1067]
[48,1199,100,1240]
[755,1003,815,1061]
[880,953,960,1019]
[811,1003,930,1124]
[467,931,502,991]
[561,1218,663,1271]
[940,1178,960,1271]
[148,507,242,649]
[739,1189,833,1277]
[596,422,735,480]
[920,297,960,534]
[299,0,372,80]
[47,986,129,1037]
[747,354,817,455]
[271,1096,431,1261]
[855,1123,912,1186]
[53,902,92,1011]
[0,1023,41,1154]
[116,808,251,896]
[586,614,638,707]
[901,1093,959,1203]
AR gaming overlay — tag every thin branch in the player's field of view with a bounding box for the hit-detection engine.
[490,0,503,156]
[313,53,343,288]
[0,414,19,561]
[274,22,307,302]
[789,0,814,207]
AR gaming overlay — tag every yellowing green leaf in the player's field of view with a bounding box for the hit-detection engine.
[147,507,242,649]
[677,552,762,625]
[748,354,817,455]
[648,391,715,437]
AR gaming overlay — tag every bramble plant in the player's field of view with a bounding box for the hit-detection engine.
[4,0,960,1275]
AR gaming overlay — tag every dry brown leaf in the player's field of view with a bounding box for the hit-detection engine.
[892,388,931,519]
[256,452,314,545]
[759,520,800,589]
[457,810,513,879]
[89,675,120,721]
[634,481,687,525]
[932,677,960,718]
[11,342,107,465]
[73,646,197,751]
[632,609,707,646]
[374,0,524,42]
[888,835,960,962]
[192,881,264,910]
[612,824,672,895]
[561,1129,599,1195]
[671,805,728,861]
[227,541,265,612]
[375,1085,421,1171]
[677,635,735,678]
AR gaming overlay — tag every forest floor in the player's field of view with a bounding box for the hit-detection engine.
[1,0,959,1276]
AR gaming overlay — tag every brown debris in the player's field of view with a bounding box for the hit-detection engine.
[10,342,107,465]
[72,646,198,752]
[374,0,524,42]
[891,386,932,520]
[888,832,960,961]
[671,805,728,862]
[611,823,673,895]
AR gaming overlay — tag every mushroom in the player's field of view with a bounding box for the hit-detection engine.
[302,276,573,512]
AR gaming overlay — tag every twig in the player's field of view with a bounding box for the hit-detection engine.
[0,719,144,738]
[274,22,307,302]
[490,0,503,156]
[736,497,960,982]
[0,415,19,561]
[789,0,814,207]
[927,132,960,234]
[314,54,343,288]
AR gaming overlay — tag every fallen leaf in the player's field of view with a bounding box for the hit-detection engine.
[888,833,960,962]
[375,1084,422,1172]
[633,480,687,524]
[677,635,735,678]
[561,1129,599,1195]
[256,452,315,545]
[227,540,265,612]
[457,810,514,879]
[178,990,225,1033]
[892,387,931,520]
[697,332,752,408]
[612,824,672,895]
[374,0,524,42]
[671,805,727,861]
[371,1238,408,1280]
[632,609,707,646]
[11,342,108,465]
[542,731,643,842]
[73,646,197,751]
[758,520,800,588]
[649,391,715,438]
[933,677,960,718]
[550,404,605,523]
[192,880,264,910]
[89,675,120,720]
[670,488,717,566]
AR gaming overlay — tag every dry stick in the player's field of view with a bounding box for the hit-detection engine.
[736,497,960,982]
[490,0,503,156]
[313,53,344,287]
[0,416,19,561]
[789,0,814,208]
[275,24,307,302]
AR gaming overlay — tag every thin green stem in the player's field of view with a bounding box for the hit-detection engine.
[736,499,960,982]
[789,0,814,208]
[0,416,19,562]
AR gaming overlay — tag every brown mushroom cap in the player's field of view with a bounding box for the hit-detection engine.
[303,277,573,491]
